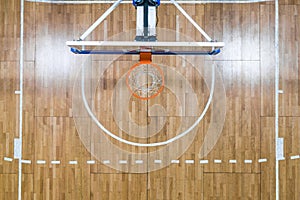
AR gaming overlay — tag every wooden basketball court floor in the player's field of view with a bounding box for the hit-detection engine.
[0,0,300,199]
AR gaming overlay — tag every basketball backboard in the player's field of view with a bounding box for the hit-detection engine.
[66,0,226,55]
[66,29,224,55]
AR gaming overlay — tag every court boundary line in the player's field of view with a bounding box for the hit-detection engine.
[25,0,274,4]
[274,0,279,199]
[17,0,25,200]
[15,0,281,199]
[4,156,299,165]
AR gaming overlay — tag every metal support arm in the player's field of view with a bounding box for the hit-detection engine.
[79,0,123,40]
[170,0,212,42]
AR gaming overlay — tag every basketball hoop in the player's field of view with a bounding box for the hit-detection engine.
[126,61,164,100]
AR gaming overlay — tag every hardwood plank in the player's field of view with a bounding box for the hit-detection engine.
[203,173,261,199]
[205,4,260,61]
[0,0,20,61]
[279,0,300,5]
[34,4,91,116]
[22,174,33,200]
[34,117,91,167]
[33,164,90,200]
[22,62,35,174]
[0,62,19,174]
[24,2,36,62]
[203,61,261,173]
[91,173,147,200]
[260,4,275,117]
[279,5,300,116]
[0,174,18,200]
[279,117,300,200]
[260,117,276,200]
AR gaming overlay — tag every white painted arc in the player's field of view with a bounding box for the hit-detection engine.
[81,64,215,147]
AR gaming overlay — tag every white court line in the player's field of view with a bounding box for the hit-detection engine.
[4,157,13,162]
[258,158,267,163]
[51,160,61,165]
[14,139,21,159]
[135,160,143,164]
[103,160,110,164]
[200,160,209,164]
[21,160,31,164]
[290,155,300,160]
[36,160,46,164]
[5,156,291,166]
[80,62,215,147]
[87,160,96,164]
[18,0,25,200]
[185,160,194,164]
[69,161,78,165]
[276,138,284,160]
[275,0,279,199]
[119,160,127,164]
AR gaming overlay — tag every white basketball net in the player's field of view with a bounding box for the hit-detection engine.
[127,63,164,99]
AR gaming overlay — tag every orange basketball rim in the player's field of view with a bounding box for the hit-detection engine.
[126,52,165,100]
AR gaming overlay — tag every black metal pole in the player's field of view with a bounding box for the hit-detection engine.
[143,0,148,37]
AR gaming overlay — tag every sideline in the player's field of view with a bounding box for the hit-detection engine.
[274,0,280,199]
[18,0,25,199]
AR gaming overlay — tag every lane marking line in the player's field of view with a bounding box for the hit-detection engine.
[103,160,110,164]
[244,160,252,164]
[135,160,143,164]
[36,160,46,164]
[51,160,61,164]
[200,160,209,164]
[119,160,127,164]
[69,161,78,165]
[290,155,300,160]
[21,160,31,164]
[87,160,96,164]
[258,158,267,163]
[4,157,13,162]
[185,160,194,164]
